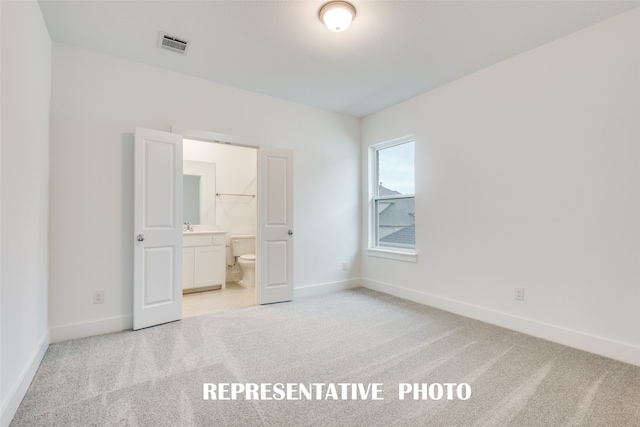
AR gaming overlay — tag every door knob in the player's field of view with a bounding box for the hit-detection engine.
[137,234,145,242]
[287,229,293,236]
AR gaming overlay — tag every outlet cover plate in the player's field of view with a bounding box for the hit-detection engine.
[93,290,105,304]
[514,287,525,301]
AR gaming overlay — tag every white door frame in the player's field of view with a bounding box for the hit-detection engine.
[171,127,294,305]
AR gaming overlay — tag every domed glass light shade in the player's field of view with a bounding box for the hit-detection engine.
[319,1,356,32]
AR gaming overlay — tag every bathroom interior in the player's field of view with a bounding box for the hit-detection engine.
[181,138,257,317]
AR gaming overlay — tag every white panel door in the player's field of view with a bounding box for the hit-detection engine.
[258,147,294,304]
[134,127,183,330]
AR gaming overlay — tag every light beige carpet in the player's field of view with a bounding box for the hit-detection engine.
[10,288,640,426]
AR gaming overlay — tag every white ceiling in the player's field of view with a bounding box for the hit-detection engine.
[39,0,639,117]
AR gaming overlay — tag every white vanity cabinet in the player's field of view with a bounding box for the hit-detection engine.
[182,231,226,292]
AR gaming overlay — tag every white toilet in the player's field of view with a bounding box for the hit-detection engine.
[231,235,256,287]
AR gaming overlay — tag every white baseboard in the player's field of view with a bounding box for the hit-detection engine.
[49,279,361,342]
[50,281,360,342]
[362,278,640,367]
[1,331,49,427]
[295,278,361,299]
[49,314,133,343]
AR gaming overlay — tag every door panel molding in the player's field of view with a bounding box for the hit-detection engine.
[258,147,294,304]
[134,127,183,330]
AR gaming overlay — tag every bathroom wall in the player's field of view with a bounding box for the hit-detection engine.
[361,8,640,365]
[48,43,361,342]
[0,2,51,425]
[183,139,257,281]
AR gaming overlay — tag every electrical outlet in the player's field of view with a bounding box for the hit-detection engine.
[514,287,525,301]
[93,290,105,304]
[342,262,348,271]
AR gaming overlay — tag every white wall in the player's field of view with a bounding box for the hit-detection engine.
[361,8,640,365]
[183,139,257,280]
[48,43,361,341]
[183,139,257,235]
[0,2,51,425]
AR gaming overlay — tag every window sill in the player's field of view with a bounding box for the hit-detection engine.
[366,248,417,263]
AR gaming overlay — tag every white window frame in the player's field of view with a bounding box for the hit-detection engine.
[366,135,417,263]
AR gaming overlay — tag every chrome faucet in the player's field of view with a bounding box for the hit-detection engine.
[184,221,193,232]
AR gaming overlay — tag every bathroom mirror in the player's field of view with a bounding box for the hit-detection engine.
[183,160,216,225]
[183,175,201,224]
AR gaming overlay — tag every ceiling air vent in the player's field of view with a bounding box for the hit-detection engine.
[158,32,190,54]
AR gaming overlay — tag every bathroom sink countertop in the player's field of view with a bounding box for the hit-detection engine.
[183,230,227,235]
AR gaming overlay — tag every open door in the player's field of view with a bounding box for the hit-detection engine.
[133,127,183,330]
[258,147,294,304]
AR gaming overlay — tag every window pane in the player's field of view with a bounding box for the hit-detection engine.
[377,141,414,196]
[376,197,415,248]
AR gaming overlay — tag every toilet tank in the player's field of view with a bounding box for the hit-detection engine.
[231,235,255,257]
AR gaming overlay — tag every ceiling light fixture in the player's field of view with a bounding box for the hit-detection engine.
[319,1,356,32]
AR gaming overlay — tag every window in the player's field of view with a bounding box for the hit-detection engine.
[369,136,416,260]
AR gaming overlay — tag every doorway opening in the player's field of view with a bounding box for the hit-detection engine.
[134,126,294,330]
[181,138,258,317]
